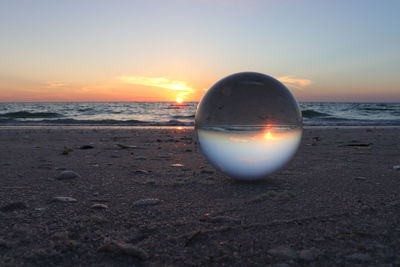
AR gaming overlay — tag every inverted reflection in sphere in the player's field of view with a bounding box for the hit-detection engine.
[195,72,302,180]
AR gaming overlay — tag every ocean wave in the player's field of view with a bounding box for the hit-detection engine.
[165,104,191,109]
[77,108,94,112]
[361,107,394,111]
[301,110,330,118]
[0,118,194,126]
[0,111,63,118]
[171,115,195,119]
[303,119,400,126]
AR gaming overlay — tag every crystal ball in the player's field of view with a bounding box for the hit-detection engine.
[195,72,302,180]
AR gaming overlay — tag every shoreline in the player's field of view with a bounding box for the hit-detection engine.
[1,125,400,130]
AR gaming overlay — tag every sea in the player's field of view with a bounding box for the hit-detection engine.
[0,102,399,127]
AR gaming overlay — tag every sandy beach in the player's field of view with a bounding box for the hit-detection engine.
[0,127,399,266]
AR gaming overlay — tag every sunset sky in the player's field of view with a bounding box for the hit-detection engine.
[0,0,399,102]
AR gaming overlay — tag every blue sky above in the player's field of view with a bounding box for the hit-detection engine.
[0,0,399,101]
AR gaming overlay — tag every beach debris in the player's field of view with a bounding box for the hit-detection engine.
[201,169,214,174]
[117,144,144,149]
[35,207,47,212]
[346,253,372,262]
[135,169,148,174]
[52,196,77,203]
[91,203,108,209]
[339,143,373,148]
[393,165,400,170]
[135,156,147,160]
[80,145,94,149]
[0,201,28,212]
[354,176,367,181]
[62,146,73,155]
[133,198,161,207]
[311,136,321,146]
[57,170,80,180]
[98,239,149,260]
[171,163,184,167]
[267,246,298,259]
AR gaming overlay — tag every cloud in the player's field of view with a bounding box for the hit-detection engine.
[118,75,195,97]
[44,81,69,89]
[277,76,312,90]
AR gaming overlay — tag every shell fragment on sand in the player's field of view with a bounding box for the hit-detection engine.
[171,163,184,167]
[52,196,77,203]
[91,203,108,209]
[117,144,145,149]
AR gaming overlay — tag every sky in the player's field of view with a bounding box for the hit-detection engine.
[0,0,399,102]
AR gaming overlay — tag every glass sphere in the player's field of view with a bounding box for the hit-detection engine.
[195,72,302,180]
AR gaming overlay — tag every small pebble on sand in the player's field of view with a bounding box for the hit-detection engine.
[57,170,80,180]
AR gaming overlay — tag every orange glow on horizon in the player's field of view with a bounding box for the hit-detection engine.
[2,73,399,102]
[0,74,209,102]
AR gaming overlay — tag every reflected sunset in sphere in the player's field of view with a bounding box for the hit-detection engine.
[195,72,303,180]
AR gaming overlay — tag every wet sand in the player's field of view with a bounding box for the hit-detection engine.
[0,127,399,266]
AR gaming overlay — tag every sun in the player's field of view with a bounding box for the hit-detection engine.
[264,131,271,140]
[176,97,183,103]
